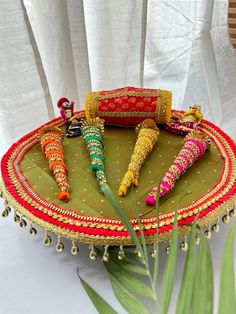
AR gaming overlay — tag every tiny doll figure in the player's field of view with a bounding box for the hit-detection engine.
[66,114,83,138]
[57,98,82,137]
[57,97,75,119]
[165,105,203,135]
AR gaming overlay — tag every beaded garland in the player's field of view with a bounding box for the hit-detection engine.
[37,126,70,201]
[118,119,160,196]
[146,130,211,206]
[81,118,107,192]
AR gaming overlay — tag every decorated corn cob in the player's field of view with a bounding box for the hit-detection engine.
[145,131,211,206]
[81,117,107,192]
[37,126,70,201]
[118,119,160,196]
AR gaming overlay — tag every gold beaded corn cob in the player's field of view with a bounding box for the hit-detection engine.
[118,119,160,196]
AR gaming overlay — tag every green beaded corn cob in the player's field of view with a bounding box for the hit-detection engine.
[81,118,107,192]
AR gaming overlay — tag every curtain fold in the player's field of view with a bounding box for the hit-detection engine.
[0,0,236,157]
[23,0,79,112]
[0,0,51,156]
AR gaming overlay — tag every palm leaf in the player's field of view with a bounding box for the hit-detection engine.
[102,183,144,261]
[78,271,117,314]
[108,272,151,314]
[218,221,236,314]
[105,259,156,301]
[109,251,149,276]
[192,230,214,314]
[176,218,198,314]
[160,207,178,314]
[130,186,148,265]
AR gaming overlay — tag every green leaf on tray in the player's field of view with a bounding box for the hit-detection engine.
[131,186,148,265]
[108,272,151,314]
[218,221,236,314]
[105,259,156,301]
[78,272,118,314]
[102,183,144,261]
[176,218,198,314]
[192,230,214,314]
[160,207,178,314]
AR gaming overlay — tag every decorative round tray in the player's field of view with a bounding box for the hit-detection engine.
[1,110,236,249]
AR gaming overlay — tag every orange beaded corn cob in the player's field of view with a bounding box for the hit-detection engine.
[37,126,70,202]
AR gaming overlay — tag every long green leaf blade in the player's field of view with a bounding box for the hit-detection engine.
[131,186,148,265]
[102,183,143,260]
[218,221,236,314]
[78,273,117,314]
[108,272,151,314]
[160,208,178,314]
[109,252,149,276]
[192,231,214,314]
[176,218,198,314]
[105,260,156,301]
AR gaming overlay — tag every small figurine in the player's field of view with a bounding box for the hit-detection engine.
[66,114,83,138]
[57,97,74,119]
[57,97,82,137]
[165,105,203,135]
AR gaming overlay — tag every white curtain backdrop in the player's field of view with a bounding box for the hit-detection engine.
[0,0,236,156]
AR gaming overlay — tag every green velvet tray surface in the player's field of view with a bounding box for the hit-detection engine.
[20,126,222,220]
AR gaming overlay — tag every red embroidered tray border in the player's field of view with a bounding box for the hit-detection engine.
[1,110,236,245]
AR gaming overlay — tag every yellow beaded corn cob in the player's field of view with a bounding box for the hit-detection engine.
[118,119,160,196]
